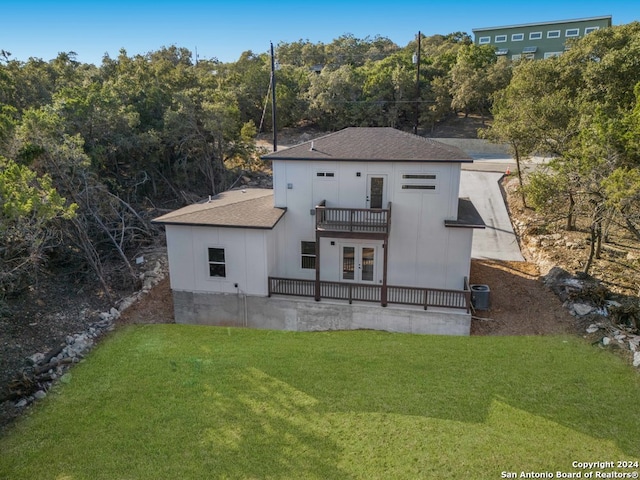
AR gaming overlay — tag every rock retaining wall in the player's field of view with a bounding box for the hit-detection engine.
[4,254,168,411]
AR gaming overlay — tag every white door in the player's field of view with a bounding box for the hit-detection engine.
[366,175,387,209]
[341,244,376,283]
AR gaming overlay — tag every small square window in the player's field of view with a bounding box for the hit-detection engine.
[547,30,561,39]
[584,26,599,34]
[208,248,226,277]
[565,28,579,37]
[478,36,491,44]
[495,35,507,43]
[529,32,542,40]
[511,33,524,41]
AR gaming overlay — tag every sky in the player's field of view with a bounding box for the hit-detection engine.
[2,0,638,65]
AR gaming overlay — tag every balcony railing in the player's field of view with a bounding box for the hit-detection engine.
[315,200,391,235]
[268,277,471,312]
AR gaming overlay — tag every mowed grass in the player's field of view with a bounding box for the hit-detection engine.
[1,325,639,479]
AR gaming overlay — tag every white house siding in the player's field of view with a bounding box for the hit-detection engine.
[272,159,469,290]
[165,224,271,296]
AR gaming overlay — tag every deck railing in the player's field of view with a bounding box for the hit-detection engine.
[268,277,471,312]
[315,200,391,234]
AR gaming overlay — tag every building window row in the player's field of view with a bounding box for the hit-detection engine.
[484,26,599,44]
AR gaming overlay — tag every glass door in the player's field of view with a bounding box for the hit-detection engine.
[366,175,386,209]
[341,245,376,283]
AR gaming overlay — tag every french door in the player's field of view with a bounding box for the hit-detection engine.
[341,245,376,283]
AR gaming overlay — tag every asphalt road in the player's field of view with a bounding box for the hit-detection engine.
[459,161,525,262]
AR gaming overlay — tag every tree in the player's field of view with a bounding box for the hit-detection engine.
[449,44,508,122]
[0,157,76,297]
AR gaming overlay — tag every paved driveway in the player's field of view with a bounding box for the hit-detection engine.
[459,169,525,261]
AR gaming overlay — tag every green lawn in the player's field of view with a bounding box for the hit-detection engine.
[1,325,639,479]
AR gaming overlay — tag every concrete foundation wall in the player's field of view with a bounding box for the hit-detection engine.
[173,290,471,336]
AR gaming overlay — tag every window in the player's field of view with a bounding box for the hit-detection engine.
[495,35,507,43]
[402,174,436,180]
[208,248,226,277]
[401,185,436,190]
[584,26,599,34]
[511,33,524,41]
[544,52,563,59]
[524,53,535,60]
[495,48,509,56]
[301,241,316,269]
[529,31,542,40]
[565,28,579,37]
[316,171,335,178]
[401,172,437,191]
[478,36,491,44]
[522,46,537,54]
[511,54,522,61]
[547,30,561,38]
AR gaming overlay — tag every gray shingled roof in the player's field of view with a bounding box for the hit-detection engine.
[152,188,285,229]
[262,127,473,163]
[444,198,486,229]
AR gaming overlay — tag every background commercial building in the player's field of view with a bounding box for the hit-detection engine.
[472,16,612,60]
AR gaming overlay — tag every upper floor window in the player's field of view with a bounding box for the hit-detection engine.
[529,31,542,40]
[402,174,436,180]
[565,28,579,37]
[584,26,599,34]
[547,30,561,39]
[511,33,524,41]
[495,35,507,43]
[208,248,226,278]
[401,173,437,192]
[478,36,491,44]
[316,171,335,179]
[544,52,563,59]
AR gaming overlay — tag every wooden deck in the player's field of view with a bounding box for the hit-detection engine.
[268,277,471,312]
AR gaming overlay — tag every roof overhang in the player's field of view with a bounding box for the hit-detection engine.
[444,198,486,229]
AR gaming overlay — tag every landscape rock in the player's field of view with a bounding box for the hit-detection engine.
[634,352,640,368]
[602,337,612,346]
[586,324,600,334]
[33,390,46,400]
[27,352,45,366]
[572,303,595,317]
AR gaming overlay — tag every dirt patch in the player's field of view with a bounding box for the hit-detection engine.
[425,113,490,138]
[469,259,576,335]
[115,277,174,326]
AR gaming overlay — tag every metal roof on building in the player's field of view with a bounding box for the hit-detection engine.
[472,15,612,33]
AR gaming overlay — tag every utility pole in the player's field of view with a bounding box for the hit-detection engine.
[413,31,421,135]
[270,42,278,152]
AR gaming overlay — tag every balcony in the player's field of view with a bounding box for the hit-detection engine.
[315,200,391,236]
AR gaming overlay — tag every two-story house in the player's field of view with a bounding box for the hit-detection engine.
[154,128,485,335]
